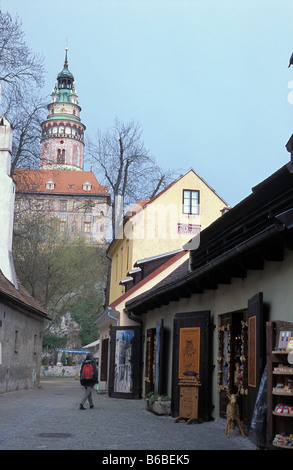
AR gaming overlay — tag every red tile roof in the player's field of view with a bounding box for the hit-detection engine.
[13,169,110,196]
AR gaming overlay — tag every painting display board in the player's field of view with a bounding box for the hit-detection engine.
[109,326,142,399]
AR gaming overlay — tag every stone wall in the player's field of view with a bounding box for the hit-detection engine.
[41,364,80,378]
[0,301,44,394]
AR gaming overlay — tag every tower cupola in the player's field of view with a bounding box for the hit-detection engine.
[56,48,74,90]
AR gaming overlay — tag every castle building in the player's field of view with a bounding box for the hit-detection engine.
[13,49,110,244]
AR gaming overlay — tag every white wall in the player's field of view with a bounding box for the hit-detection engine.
[0,116,17,287]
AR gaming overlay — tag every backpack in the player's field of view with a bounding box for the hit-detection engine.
[82,362,94,380]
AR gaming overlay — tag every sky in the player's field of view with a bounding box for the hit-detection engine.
[3,0,293,208]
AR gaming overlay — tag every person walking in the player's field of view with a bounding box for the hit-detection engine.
[79,353,98,410]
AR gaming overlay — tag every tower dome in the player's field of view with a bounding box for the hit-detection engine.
[39,48,86,171]
[56,47,75,90]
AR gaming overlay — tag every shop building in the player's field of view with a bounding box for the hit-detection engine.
[109,158,293,448]
[100,170,229,393]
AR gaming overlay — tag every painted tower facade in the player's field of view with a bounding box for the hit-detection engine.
[40,48,86,171]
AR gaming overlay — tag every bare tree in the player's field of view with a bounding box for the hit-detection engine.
[0,11,47,171]
[86,118,180,238]
[4,86,47,171]
[0,11,45,89]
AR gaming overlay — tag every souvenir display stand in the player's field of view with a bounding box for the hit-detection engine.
[266,321,293,450]
[174,372,202,424]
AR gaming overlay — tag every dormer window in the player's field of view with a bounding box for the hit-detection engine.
[82,181,91,191]
[46,179,55,190]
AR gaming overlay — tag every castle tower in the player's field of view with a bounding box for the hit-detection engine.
[39,48,86,171]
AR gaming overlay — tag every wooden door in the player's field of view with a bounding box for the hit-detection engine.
[100,338,109,382]
[154,319,164,395]
[108,326,142,399]
[218,311,247,422]
[172,311,211,421]
[144,328,156,396]
[144,320,165,396]
[247,292,264,429]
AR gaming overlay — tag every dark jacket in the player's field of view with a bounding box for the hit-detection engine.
[80,359,98,387]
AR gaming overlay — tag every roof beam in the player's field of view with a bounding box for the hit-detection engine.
[240,252,264,270]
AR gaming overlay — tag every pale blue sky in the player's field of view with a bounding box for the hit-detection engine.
[3,0,293,207]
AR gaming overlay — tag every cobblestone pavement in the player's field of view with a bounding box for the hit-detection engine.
[0,378,256,452]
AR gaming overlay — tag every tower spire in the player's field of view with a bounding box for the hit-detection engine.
[64,46,69,69]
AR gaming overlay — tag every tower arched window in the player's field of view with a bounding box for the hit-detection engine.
[57,148,65,164]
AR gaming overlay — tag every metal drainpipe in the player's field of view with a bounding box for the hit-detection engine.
[107,306,119,325]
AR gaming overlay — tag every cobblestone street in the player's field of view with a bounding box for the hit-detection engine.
[0,377,257,454]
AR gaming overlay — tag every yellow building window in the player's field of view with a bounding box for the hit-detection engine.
[183,189,199,215]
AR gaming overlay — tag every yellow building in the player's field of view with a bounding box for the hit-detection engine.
[107,169,228,304]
